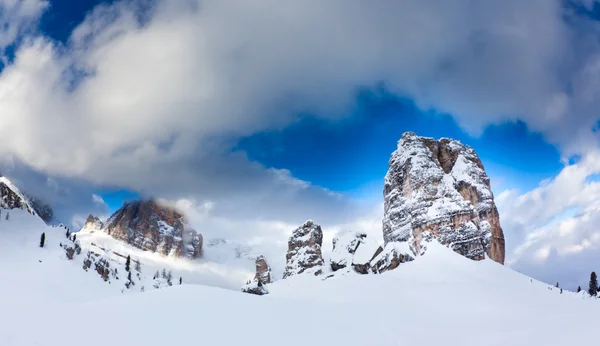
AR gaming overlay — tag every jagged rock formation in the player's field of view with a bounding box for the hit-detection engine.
[283,220,324,279]
[330,232,384,274]
[0,176,34,214]
[242,256,272,295]
[371,243,413,274]
[254,255,271,285]
[83,200,203,259]
[383,132,505,264]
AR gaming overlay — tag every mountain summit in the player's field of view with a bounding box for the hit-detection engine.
[383,132,505,264]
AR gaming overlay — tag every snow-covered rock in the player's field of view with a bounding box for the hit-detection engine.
[383,132,505,263]
[370,242,413,274]
[93,199,203,259]
[0,176,34,215]
[352,236,383,274]
[330,232,364,271]
[283,220,324,279]
[330,232,384,274]
[242,255,272,295]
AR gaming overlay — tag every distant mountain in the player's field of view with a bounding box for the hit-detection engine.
[82,199,203,259]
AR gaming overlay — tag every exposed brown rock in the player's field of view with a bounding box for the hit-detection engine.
[283,220,324,279]
[100,199,203,259]
[383,132,505,264]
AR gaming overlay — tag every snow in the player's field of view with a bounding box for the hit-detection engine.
[2,210,600,345]
[352,235,382,264]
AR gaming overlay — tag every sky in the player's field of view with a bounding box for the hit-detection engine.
[1,0,600,289]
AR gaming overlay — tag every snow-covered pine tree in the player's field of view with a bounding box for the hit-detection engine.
[39,232,45,248]
[125,255,131,272]
[135,259,141,273]
[589,272,598,297]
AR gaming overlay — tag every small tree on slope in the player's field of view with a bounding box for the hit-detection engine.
[555,282,559,288]
[125,255,131,272]
[577,286,582,293]
[39,233,45,248]
[589,272,598,297]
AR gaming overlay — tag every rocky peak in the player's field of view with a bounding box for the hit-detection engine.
[283,220,324,279]
[81,215,104,233]
[383,132,505,264]
[101,199,203,259]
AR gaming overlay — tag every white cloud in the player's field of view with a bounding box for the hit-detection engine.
[0,0,47,51]
[498,151,600,288]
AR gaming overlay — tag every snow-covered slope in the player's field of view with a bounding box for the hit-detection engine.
[1,210,598,345]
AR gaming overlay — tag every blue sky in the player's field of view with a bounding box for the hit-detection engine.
[237,93,562,201]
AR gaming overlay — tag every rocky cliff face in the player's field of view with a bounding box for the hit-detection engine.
[0,176,34,214]
[383,132,505,264]
[88,200,203,259]
[283,220,324,278]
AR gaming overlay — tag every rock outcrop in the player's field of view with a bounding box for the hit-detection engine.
[85,200,203,259]
[254,255,271,285]
[283,220,324,279]
[330,232,384,274]
[370,242,413,274]
[383,132,505,264]
[242,255,272,295]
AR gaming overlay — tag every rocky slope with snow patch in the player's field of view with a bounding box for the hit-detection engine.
[383,132,505,263]
[83,199,203,259]
[0,176,34,215]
